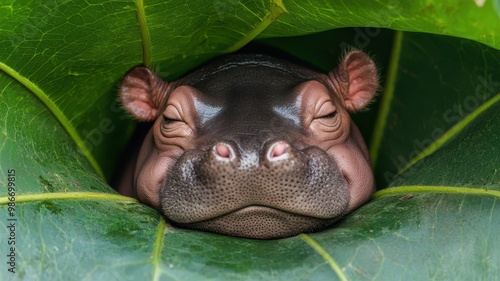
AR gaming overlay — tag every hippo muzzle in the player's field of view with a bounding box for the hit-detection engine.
[162,140,348,238]
[118,51,378,239]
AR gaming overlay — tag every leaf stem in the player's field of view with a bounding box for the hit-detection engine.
[369,31,404,167]
[0,62,105,179]
[374,185,500,199]
[224,0,287,53]
[134,0,152,66]
[299,234,348,281]
[0,191,138,205]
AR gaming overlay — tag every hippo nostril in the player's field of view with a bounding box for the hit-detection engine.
[214,143,235,161]
[267,141,289,160]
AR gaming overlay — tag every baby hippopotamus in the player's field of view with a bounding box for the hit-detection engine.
[117,50,378,239]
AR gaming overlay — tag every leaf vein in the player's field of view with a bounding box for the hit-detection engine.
[374,185,500,198]
[0,62,105,179]
[397,93,500,175]
[224,0,287,53]
[152,218,167,281]
[134,0,152,66]
[299,234,348,281]
[0,192,137,205]
[369,31,404,167]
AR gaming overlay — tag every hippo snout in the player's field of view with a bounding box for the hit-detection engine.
[160,140,350,239]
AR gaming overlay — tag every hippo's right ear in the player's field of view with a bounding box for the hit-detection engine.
[120,66,171,121]
[327,51,379,112]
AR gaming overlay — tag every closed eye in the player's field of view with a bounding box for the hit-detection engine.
[163,115,182,124]
[317,110,337,119]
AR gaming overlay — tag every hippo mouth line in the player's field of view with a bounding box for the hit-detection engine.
[182,204,332,224]
[173,204,341,239]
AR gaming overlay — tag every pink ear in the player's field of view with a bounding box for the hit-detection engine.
[328,51,378,112]
[120,67,171,121]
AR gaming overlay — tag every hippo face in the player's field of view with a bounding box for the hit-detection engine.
[119,51,378,239]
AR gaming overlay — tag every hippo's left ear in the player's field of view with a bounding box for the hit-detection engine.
[327,51,379,112]
[120,66,172,121]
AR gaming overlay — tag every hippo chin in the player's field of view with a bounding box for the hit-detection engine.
[117,51,378,239]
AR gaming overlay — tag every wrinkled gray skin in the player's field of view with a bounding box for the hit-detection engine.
[117,51,378,239]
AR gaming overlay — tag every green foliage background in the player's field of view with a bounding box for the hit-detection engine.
[0,0,499,280]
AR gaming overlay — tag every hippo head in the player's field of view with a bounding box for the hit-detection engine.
[119,51,378,239]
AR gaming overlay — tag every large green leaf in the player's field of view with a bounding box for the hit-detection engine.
[1,0,499,280]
